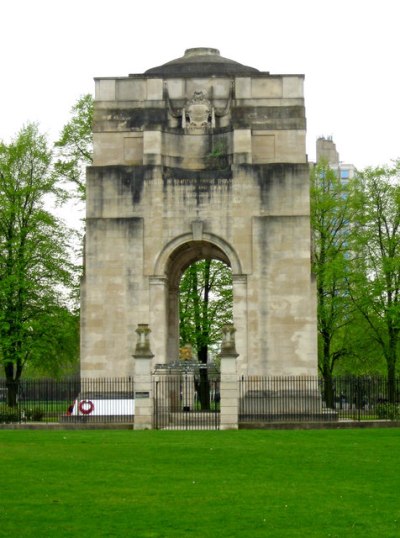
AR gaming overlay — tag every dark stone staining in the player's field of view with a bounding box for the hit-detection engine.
[86,167,105,216]
[163,167,232,181]
[113,217,143,239]
[94,108,167,131]
[232,106,306,130]
[126,109,167,129]
[162,167,233,206]
[204,144,231,170]
[95,104,305,133]
[240,163,309,207]
[89,164,234,208]
[115,166,151,204]
[86,216,142,230]
[86,217,143,244]
[90,165,151,205]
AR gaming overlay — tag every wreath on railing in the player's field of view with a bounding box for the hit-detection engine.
[79,400,94,415]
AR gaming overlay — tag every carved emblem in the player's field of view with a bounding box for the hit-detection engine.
[185,90,212,129]
[164,82,234,130]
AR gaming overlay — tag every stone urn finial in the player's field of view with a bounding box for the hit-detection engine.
[220,324,239,357]
[133,323,154,358]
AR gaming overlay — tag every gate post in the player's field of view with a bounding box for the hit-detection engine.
[219,324,239,430]
[133,324,154,429]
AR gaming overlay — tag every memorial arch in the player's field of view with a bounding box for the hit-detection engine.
[81,48,317,379]
[151,233,243,366]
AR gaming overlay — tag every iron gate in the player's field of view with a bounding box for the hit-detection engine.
[153,362,220,430]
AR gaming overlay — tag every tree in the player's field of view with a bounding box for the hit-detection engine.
[0,124,78,405]
[179,259,232,409]
[22,306,79,378]
[54,94,93,200]
[310,161,354,407]
[347,161,400,402]
[179,259,233,362]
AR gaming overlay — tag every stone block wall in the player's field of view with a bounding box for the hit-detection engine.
[81,49,317,379]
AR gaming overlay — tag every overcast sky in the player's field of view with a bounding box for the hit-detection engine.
[1,0,399,169]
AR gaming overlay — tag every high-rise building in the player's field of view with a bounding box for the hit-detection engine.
[316,136,356,183]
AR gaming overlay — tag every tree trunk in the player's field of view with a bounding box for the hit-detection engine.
[321,330,335,409]
[196,261,211,410]
[5,379,19,408]
[198,367,210,411]
[322,369,335,409]
[4,358,22,407]
[385,323,398,403]
[387,360,396,404]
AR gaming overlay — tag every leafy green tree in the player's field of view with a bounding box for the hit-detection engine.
[0,123,78,405]
[54,94,93,200]
[22,306,79,378]
[311,161,354,407]
[179,259,233,363]
[179,259,232,409]
[347,161,400,401]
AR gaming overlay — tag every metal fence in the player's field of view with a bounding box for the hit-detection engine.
[239,376,327,422]
[327,376,400,421]
[0,377,134,424]
[154,373,220,430]
[239,376,400,423]
[2,375,400,426]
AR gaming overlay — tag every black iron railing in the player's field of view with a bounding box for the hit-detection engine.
[239,376,327,422]
[0,377,134,424]
[239,376,400,423]
[1,375,399,426]
[154,373,220,430]
[325,375,400,421]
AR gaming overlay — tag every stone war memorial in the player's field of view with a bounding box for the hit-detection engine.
[81,48,319,427]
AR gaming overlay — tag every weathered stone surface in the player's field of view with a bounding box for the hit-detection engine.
[81,48,317,378]
[144,48,261,78]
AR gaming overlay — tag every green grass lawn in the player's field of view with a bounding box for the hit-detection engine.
[0,429,399,537]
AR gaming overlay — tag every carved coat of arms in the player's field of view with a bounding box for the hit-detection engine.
[185,90,212,128]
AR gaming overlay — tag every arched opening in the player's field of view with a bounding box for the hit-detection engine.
[150,235,247,377]
[157,240,234,410]
[178,258,232,410]
[166,241,232,363]
[179,258,233,364]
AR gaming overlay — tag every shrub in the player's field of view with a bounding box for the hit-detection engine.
[0,409,21,423]
[24,408,44,421]
[375,403,400,420]
[31,408,44,421]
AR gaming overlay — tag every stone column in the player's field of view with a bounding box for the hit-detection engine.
[133,324,154,430]
[219,324,239,430]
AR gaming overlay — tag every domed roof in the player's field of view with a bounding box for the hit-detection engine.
[144,48,260,77]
